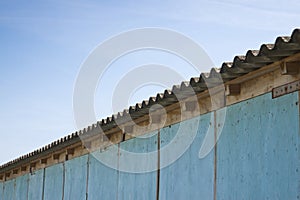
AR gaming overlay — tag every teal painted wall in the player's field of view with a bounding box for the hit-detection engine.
[64,155,88,200]
[44,163,64,200]
[159,113,215,200]
[216,92,300,199]
[2,92,299,200]
[88,147,118,200]
[28,169,44,200]
[3,179,14,200]
[0,182,2,200]
[118,131,158,200]
[15,174,28,200]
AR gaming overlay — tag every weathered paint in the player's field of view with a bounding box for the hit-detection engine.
[15,174,28,200]
[118,131,158,200]
[64,155,88,200]
[216,92,300,199]
[3,179,15,200]
[159,113,215,200]
[88,146,119,200]
[28,169,44,200]
[44,163,64,200]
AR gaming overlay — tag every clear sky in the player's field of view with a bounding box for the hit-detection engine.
[0,0,299,164]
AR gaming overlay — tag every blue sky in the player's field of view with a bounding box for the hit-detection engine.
[0,0,299,164]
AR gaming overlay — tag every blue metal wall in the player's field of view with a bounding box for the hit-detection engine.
[0,181,2,200]
[159,113,215,200]
[118,131,158,200]
[1,92,299,199]
[88,147,118,200]
[64,155,88,200]
[28,169,44,200]
[15,174,28,200]
[216,92,300,199]
[44,163,64,200]
[3,179,14,200]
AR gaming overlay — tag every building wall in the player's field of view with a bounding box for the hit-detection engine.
[1,92,299,200]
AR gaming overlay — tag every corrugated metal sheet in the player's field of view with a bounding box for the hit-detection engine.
[1,29,300,172]
[216,92,300,199]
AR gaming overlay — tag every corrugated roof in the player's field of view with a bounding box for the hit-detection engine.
[1,28,300,172]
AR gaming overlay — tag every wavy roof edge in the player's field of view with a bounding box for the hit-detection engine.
[1,28,300,170]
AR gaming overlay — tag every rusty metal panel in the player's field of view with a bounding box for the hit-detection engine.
[28,169,44,200]
[64,155,88,200]
[159,113,215,200]
[3,179,15,200]
[217,92,300,199]
[15,174,28,200]
[44,163,64,200]
[118,131,158,200]
[88,146,119,200]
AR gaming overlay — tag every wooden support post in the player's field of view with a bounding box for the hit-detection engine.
[124,125,134,134]
[0,174,4,181]
[151,114,162,124]
[5,172,10,179]
[82,141,92,149]
[40,158,48,164]
[13,169,19,175]
[281,61,300,75]
[225,84,241,96]
[185,101,197,111]
[53,153,60,160]
[66,148,75,155]
[21,166,27,172]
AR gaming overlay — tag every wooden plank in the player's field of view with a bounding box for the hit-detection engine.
[281,61,300,75]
